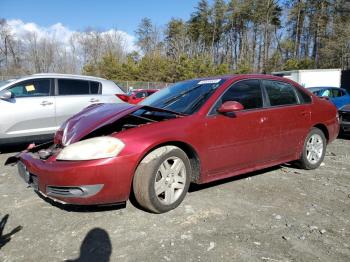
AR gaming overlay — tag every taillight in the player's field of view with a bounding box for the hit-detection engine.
[116,94,129,102]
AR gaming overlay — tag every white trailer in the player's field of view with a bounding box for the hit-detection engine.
[272,69,341,88]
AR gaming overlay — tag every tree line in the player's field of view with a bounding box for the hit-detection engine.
[1,0,350,82]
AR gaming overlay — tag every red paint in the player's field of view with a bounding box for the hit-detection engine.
[217,101,244,113]
[127,89,159,104]
[18,75,339,205]
[115,94,130,102]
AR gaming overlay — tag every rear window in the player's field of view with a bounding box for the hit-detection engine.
[332,89,344,97]
[263,80,298,106]
[90,81,101,94]
[135,91,147,98]
[58,79,101,95]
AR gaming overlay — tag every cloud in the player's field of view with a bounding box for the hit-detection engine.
[6,19,137,52]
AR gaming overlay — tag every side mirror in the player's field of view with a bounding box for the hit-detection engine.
[0,90,13,100]
[217,101,244,115]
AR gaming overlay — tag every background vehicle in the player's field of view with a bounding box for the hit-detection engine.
[339,104,350,133]
[9,75,339,213]
[0,73,125,145]
[126,89,159,104]
[308,87,350,109]
[273,69,341,88]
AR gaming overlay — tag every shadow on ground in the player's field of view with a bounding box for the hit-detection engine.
[36,165,287,213]
[189,165,282,193]
[338,132,350,140]
[0,214,23,250]
[0,138,52,154]
[65,228,112,262]
[36,192,126,213]
[0,143,28,154]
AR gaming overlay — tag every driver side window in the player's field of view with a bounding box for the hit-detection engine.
[210,79,263,114]
[8,79,51,98]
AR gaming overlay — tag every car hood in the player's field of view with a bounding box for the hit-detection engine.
[55,103,184,146]
[56,103,142,146]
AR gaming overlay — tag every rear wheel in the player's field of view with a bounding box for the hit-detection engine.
[298,128,326,170]
[133,146,191,213]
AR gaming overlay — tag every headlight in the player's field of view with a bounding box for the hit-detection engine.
[56,137,125,161]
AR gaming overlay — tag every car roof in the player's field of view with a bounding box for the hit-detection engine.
[0,73,117,92]
[193,74,299,82]
[31,73,107,81]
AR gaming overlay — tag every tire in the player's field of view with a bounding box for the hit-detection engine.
[133,146,191,213]
[298,127,326,170]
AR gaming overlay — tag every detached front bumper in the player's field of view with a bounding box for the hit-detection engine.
[14,151,137,205]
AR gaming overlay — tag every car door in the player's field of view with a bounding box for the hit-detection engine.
[261,80,311,160]
[55,79,102,126]
[0,78,56,139]
[201,79,269,176]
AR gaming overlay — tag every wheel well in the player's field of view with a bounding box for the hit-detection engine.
[140,141,201,183]
[314,124,329,142]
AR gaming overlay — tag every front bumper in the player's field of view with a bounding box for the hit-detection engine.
[16,151,138,205]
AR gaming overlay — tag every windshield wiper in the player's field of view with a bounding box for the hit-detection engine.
[141,105,188,116]
[183,88,216,114]
[162,84,204,107]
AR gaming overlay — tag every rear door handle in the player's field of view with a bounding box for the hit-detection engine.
[40,101,53,106]
[89,98,100,103]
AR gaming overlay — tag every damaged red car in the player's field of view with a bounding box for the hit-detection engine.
[7,75,339,213]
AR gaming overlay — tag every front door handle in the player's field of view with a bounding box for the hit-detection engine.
[89,98,100,103]
[259,116,268,124]
[40,101,53,106]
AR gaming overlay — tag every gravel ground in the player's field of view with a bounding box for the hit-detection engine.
[0,136,349,262]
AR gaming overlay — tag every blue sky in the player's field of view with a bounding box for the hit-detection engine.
[0,0,203,34]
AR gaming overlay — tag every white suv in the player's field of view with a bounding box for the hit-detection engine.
[0,73,125,146]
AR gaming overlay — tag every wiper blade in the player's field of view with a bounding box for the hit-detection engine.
[162,84,203,106]
[141,105,188,116]
[183,89,216,114]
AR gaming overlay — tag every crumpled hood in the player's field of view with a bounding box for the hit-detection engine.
[56,103,142,146]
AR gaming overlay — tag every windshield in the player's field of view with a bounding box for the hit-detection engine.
[140,79,225,115]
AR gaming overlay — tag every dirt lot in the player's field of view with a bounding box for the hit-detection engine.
[0,136,349,262]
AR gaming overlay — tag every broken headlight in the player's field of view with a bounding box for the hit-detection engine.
[56,137,125,161]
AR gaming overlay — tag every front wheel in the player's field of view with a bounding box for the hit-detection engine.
[298,128,326,170]
[133,146,191,213]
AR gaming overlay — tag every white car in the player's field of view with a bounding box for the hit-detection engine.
[0,73,125,146]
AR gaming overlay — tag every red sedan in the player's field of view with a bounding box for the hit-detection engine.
[7,75,339,213]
